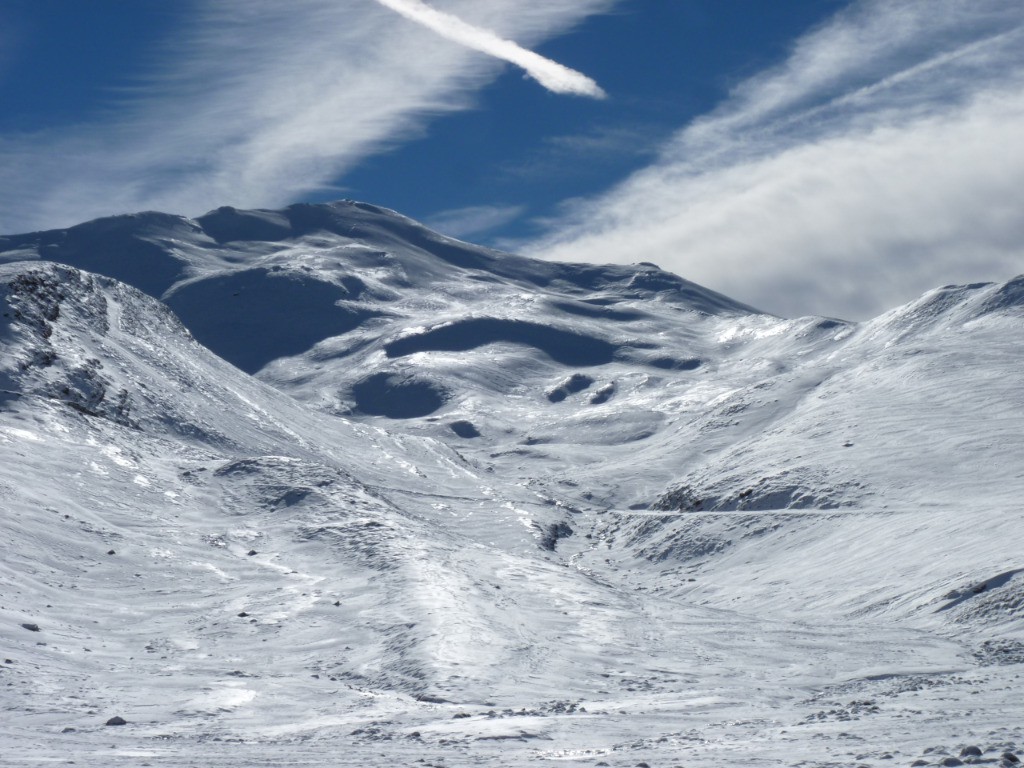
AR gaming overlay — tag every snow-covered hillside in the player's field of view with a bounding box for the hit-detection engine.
[1,203,1022,767]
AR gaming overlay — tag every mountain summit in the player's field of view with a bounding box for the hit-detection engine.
[1,202,1022,766]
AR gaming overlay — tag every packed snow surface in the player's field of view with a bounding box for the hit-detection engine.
[1,201,1023,767]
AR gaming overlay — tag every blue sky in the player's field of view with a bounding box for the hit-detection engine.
[1,0,1022,318]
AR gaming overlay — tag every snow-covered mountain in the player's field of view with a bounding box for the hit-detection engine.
[1,202,1022,767]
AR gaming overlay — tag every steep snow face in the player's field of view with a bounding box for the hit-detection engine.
[2,208,1024,766]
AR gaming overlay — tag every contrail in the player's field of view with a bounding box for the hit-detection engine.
[372,0,606,99]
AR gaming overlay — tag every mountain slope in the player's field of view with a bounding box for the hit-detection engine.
[0,201,754,374]
[1,206,1023,767]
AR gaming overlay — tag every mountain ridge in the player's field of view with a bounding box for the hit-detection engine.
[1,202,1022,767]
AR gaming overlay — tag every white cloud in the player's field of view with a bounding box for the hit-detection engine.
[497,123,664,183]
[372,0,605,98]
[425,204,526,239]
[0,0,614,234]
[528,0,1024,320]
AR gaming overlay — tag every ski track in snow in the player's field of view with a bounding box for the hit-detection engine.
[0,203,1022,766]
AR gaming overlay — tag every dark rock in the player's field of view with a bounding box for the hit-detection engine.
[20,623,40,632]
[960,746,983,757]
[1003,753,1021,764]
[61,727,76,734]
[940,758,964,767]
[538,521,573,551]
[247,549,258,556]
[105,716,127,726]
[237,611,249,618]
[106,549,116,555]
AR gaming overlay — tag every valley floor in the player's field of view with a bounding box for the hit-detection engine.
[4,479,1022,766]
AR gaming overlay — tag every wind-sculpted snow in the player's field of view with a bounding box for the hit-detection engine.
[164,268,382,373]
[0,211,200,296]
[385,317,621,367]
[2,204,1024,766]
[546,298,648,321]
[351,371,450,418]
[978,274,1024,314]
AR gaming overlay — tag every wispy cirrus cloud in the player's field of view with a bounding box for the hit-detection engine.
[497,123,664,183]
[425,204,526,239]
[529,0,1024,320]
[372,0,605,98]
[0,0,614,234]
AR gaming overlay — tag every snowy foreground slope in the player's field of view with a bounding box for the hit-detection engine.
[1,202,1023,767]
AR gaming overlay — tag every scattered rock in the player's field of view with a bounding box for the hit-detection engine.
[973,639,1024,666]
[247,549,258,556]
[20,623,40,632]
[106,549,116,555]
[61,727,76,734]
[939,758,964,767]
[237,611,249,618]
[105,716,127,726]
[1003,753,1021,764]
[960,746,983,758]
